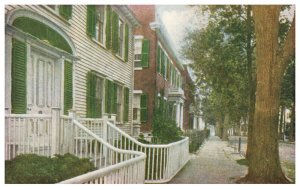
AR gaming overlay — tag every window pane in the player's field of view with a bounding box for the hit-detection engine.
[118,19,124,57]
[97,6,105,44]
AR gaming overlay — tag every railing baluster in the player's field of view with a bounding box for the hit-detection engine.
[13,118,16,158]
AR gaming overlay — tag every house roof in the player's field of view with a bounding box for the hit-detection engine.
[152,5,184,71]
[116,5,141,28]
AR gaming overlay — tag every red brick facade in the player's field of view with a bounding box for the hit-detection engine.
[130,5,194,132]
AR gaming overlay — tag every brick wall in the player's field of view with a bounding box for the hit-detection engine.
[130,5,157,132]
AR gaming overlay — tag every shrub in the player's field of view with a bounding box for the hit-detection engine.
[152,96,183,144]
[5,153,95,184]
[152,118,183,144]
[184,129,209,153]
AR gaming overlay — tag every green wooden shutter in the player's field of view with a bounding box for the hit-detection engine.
[94,78,102,118]
[113,83,118,114]
[162,53,166,78]
[86,5,97,38]
[110,81,115,114]
[105,79,110,114]
[156,46,160,72]
[123,87,129,122]
[86,72,96,117]
[166,59,170,80]
[11,38,27,114]
[140,94,148,122]
[124,23,129,62]
[111,11,119,54]
[59,5,72,20]
[64,60,73,115]
[106,5,112,49]
[141,39,149,67]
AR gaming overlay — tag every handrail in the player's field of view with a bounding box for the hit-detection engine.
[6,114,52,118]
[58,155,145,184]
[58,118,146,184]
[107,121,188,148]
[106,121,190,183]
[73,120,144,157]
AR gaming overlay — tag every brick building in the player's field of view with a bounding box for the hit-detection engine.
[129,5,201,136]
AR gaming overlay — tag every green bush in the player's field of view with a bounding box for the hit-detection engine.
[152,96,183,144]
[5,153,96,184]
[152,118,183,144]
[184,129,209,153]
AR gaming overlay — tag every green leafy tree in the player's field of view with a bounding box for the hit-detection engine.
[182,5,251,140]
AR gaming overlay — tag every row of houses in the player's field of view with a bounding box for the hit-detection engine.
[5,5,205,142]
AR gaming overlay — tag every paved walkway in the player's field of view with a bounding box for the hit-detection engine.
[168,136,248,184]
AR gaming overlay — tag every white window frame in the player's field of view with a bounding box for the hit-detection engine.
[117,17,125,58]
[95,5,106,46]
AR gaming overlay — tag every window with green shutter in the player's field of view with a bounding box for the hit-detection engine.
[124,23,129,62]
[11,38,27,114]
[141,39,150,68]
[111,11,119,54]
[86,72,96,117]
[161,53,166,78]
[166,59,170,80]
[106,5,112,49]
[59,5,72,20]
[110,81,116,114]
[156,45,161,72]
[113,83,118,114]
[86,72,103,118]
[64,60,73,115]
[123,87,129,122]
[105,79,110,114]
[140,94,148,122]
[86,5,97,38]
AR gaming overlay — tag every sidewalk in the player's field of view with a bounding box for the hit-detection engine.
[168,136,248,184]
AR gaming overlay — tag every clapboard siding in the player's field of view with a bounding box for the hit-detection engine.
[5,5,135,133]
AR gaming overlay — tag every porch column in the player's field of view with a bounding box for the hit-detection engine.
[180,103,184,130]
[176,102,180,128]
[51,107,61,156]
[5,34,12,113]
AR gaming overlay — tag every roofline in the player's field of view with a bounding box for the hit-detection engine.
[152,6,184,71]
[116,5,141,28]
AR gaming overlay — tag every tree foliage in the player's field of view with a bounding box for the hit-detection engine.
[181,5,253,136]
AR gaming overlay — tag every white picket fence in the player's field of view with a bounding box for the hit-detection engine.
[106,121,190,183]
[5,114,53,160]
[5,112,189,184]
[58,118,146,184]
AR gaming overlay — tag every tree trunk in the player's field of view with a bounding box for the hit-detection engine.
[279,106,284,141]
[245,5,256,161]
[215,117,223,138]
[222,113,229,140]
[238,5,293,183]
[289,103,295,142]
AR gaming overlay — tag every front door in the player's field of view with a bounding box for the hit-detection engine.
[27,50,59,115]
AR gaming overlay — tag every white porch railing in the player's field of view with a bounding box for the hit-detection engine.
[5,114,52,160]
[58,117,146,184]
[106,121,190,183]
[5,112,188,184]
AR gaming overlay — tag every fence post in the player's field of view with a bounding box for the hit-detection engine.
[51,107,61,156]
[68,110,77,154]
[102,113,109,163]
[110,114,116,125]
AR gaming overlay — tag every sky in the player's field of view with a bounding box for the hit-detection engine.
[156,5,206,60]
